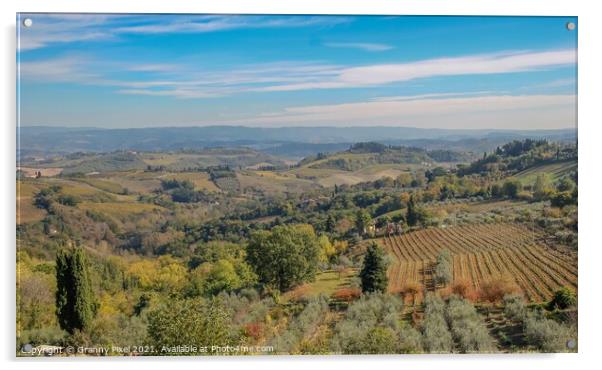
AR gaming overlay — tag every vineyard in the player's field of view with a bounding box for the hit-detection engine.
[381,223,577,304]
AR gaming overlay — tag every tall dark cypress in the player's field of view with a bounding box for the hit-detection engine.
[359,242,388,293]
[55,247,96,333]
[406,195,418,227]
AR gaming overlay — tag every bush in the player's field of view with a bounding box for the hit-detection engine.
[523,312,575,352]
[551,191,574,208]
[332,287,361,303]
[451,278,477,302]
[479,277,520,304]
[547,287,577,310]
[397,325,424,353]
[269,296,330,353]
[503,294,527,322]
[17,327,66,350]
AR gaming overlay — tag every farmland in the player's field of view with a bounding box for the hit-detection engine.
[382,223,577,303]
[16,137,578,355]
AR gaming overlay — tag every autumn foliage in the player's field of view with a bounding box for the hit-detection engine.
[478,277,520,304]
[332,287,361,303]
[451,278,478,302]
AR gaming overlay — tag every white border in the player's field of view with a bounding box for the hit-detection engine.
[2,1,601,370]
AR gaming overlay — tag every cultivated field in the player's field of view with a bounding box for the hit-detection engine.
[381,223,577,304]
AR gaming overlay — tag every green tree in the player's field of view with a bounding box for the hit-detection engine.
[406,195,419,227]
[434,249,453,286]
[551,191,575,208]
[55,247,97,334]
[557,177,576,192]
[502,180,522,199]
[359,242,389,293]
[325,215,336,233]
[533,174,552,201]
[354,210,372,235]
[246,224,320,291]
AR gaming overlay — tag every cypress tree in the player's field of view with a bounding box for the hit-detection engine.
[360,242,389,293]
[55,246,97,333]
[406,195,418,227]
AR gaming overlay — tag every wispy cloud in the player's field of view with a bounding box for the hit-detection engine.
[521,78,576,90]
[324,42,395,52]
[18,14,353,51]
[108,49,576,99]
[19,49,576,101]
[258,49,576,92]
[17,14,120,51]
[369,91,499,102]
[18,56,99,82]
[116,15,352,34]
[231,94,576,129]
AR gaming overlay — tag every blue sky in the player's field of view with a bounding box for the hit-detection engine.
[17,14,577,129]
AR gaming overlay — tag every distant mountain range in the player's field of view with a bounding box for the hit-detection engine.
[18,125,577,159]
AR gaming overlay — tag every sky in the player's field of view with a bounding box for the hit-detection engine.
[17,14,578,130]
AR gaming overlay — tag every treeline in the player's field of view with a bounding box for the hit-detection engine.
[457,139,576,177]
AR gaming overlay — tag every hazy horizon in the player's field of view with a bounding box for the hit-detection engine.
[19,124,577,132]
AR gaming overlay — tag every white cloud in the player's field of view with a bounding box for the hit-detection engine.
[258,49,576,92]
[18,14,352,51]
[324,42,395,52]
[19,49,576,103]
[115,15,351,34]
[18,56,98,82]
[18,14,118,51]
[231,94,576,129]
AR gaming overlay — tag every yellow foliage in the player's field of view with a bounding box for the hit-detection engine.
[127,256,187,292]
[318,235,335,263]
[333,240,349,254]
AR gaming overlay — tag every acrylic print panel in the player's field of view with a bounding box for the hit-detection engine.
[16,13,578,356]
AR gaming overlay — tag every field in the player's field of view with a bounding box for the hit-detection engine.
[282,269,357,303]
[288,163,424,187]
[16,181,47,224]
[381,223,577,304]
[512,160,577,186]
[77,202,165,219]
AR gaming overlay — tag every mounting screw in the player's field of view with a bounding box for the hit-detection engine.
[566,22,576,31]
[23,18,33,28]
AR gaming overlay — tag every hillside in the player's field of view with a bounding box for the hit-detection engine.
[18,125,577,157]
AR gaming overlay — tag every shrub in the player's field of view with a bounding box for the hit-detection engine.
[451,278,477,302]
[269,296,330,353]
[503,294,527,322]
[332,287,361,303]
[398,325,424,353]
[551,191,574,208]
[478,277,519,304]
[547,287,577,310]
[523,312,575,352]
